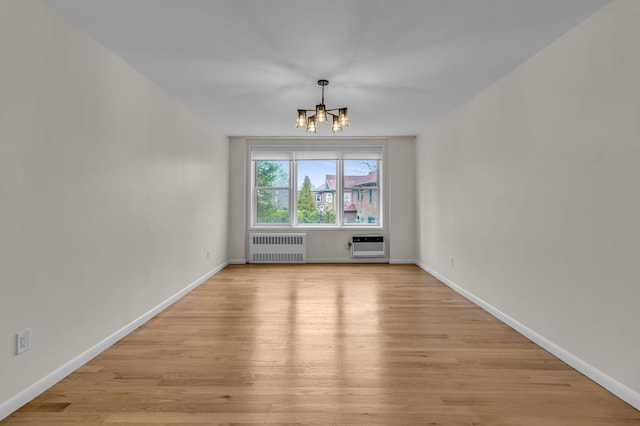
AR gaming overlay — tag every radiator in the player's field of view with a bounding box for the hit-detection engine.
[350,235,385,258]
[249,233,307,263]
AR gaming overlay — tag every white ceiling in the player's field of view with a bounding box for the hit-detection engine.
[43,0,608,138]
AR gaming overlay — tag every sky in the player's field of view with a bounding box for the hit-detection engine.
[297,160,335,189]
[296,160,376,190]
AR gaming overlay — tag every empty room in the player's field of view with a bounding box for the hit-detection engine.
[1,0,639,424]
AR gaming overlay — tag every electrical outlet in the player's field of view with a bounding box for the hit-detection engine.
[450,256,455,268]
[16,329,30,355]
[206,250,211,260]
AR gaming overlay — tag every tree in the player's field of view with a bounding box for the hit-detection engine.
[297,175,317,223]
[297,175,337,224]
[256,161,288,223]
[359,160,377,174]
[257,161,287,187]
[319,209,336,224]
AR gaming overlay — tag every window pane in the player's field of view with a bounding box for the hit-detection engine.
[343,160,379,225]
[256,160,289,188]
[251,150,382,229]
[297,160,337,225]
[256,189,289,224]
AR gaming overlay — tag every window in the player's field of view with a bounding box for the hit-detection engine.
[343,159,379,225]
[297,160,336,225]
[251,146,382,228]
[255,160,290,224]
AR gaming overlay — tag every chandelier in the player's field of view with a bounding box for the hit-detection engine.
[296,80,349,133]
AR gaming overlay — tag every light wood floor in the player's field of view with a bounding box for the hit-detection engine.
[3,264,639,425]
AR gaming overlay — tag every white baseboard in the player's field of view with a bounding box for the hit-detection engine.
[306,258,389,263]
[389,259,418,264]
[0,261,229,421]
[227,259,247,265]
[415,261,640,412]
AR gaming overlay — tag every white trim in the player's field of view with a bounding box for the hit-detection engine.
[250,144,384,160]
[415,261,640,412]
[306,258,389,264]
[0,262,229,421]
[249,225,384,231]
[227,259,247,265]
[244,136,391,141]
[389,259,417,265]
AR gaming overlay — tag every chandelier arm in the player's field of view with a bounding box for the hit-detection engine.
[297,80,348,132]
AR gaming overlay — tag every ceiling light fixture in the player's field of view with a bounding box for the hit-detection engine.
[296,80,349,133]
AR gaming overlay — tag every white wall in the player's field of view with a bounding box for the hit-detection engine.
[227,138,247,263]
[228,137,416,263]
[388,137,416,262]
[416,0,640,406]
[0,0,229,413]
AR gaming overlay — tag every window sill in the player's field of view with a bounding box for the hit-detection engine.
[250,225,384,231]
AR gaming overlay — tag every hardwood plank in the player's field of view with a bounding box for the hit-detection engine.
[3,264,639,425]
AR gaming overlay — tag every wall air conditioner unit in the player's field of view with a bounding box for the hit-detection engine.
[350,235,385,258]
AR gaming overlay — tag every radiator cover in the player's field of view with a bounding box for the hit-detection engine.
[249,233,307,263]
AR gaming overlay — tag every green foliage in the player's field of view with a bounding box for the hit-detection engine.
[297,175,336,224]
[255,162,338,225]
[256,161,289,223]
[318,210,336,224]
[297,175,317,224]
[257,203,288,223]
[257,161,287,187]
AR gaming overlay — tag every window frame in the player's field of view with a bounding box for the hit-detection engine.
[342,158,380,226]
[249,145,383,230]
[253,160,292,227]
[295,159,338,227]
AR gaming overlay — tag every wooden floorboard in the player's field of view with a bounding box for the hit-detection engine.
[3,264,639,425]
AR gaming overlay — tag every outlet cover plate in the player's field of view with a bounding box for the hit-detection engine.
[16,329,31,355]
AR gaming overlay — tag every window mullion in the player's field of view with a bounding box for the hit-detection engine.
[337,159,343,228]
[253,160,259,227]
[291,160,297,226]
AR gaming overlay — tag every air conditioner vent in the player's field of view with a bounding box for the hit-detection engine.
[351,235,385,258]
